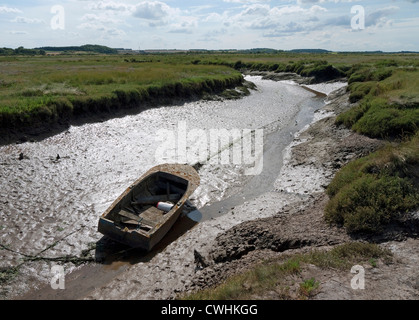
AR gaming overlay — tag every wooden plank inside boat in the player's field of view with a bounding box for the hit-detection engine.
[140,206,165,224]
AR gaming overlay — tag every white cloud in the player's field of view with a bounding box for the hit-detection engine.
[223,0,270,3]
[11,17,44,24]
[0,0,417,51]
[297,0,362,3]
[78,21,126,37]
[235,4,327,30]
[0,6,22,14]
[81,13,121,24]
[168,18,198,34]
[241,4,270,16]
[132,1,173,20]
[9,30,28,35]
[366,6,400,27]
[89,1,132,11]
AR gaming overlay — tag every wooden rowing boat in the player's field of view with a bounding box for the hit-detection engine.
[98,163,200,251]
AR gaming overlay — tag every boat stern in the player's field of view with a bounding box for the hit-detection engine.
[98,217,152,251]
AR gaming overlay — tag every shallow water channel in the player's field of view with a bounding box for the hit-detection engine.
[0,76,341,299]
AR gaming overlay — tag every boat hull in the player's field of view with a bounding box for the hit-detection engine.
[98,164,200,251]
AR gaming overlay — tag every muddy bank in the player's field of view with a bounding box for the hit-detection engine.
[244,70,346,88]
[4,74,416,300]
[79,82,356,300]
[1,76,329,300]
[0,77,253,147]
[181,86,419,300]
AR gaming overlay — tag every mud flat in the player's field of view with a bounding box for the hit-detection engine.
[1,76,329,300]
[83,83,418,301]
[181,87,419,300]
[5,75,416,300]
[83,82,357,300]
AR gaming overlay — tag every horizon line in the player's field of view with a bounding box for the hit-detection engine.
[6,45,419,54]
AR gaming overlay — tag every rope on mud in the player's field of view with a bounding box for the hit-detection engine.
[33,227,83,257]
[0,241,95,285]
[0,243,33,259]
[0,226,96,268]
[23,254,95,265]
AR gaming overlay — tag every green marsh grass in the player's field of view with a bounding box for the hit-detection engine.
[299,278,319,298]
[0,55,243,130]
[338,61,419,139]
[325,133,419,233]
[327,58,419,234]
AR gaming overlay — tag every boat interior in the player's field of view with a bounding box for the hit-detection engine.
[107,172,189,233]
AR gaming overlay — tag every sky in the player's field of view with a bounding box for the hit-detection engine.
[1,0,419,51]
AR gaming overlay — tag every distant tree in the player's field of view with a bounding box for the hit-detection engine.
[36,44,118,54]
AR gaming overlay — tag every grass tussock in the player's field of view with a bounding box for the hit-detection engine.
[325,133,419,234]
[181,242,392,300]
[338,61,419,139]
[299,278,320,298]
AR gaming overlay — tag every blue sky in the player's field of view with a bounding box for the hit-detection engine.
[1,0,418,51]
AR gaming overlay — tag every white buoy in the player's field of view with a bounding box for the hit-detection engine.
[157,202,174,212]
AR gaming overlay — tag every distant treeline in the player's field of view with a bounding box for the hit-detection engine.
[187,48,332,54]
[2,45,417,56]
[234,49,419,54]
[234,48,330,54]
[36,44,118,54]
[0,47,46,56]
[0,45,118,56]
